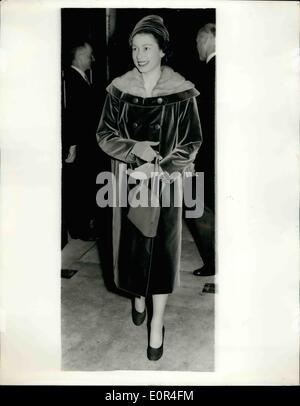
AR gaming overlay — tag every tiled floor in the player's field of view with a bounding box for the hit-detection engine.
[61,221,215,371]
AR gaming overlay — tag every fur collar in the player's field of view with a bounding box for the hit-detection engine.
[107,66,196,98]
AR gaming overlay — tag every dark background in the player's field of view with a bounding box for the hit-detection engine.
[61,8,216,109]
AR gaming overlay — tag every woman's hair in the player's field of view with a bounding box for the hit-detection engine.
[129,15,170,58]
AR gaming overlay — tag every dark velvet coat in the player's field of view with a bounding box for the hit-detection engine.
[96,66,202,297]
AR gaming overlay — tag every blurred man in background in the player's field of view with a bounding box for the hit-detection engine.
[191,23,216,278]
[62,41,99,242]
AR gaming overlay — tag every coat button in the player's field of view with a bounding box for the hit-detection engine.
[133,98,139,104]
[157,97,163,104]
[133,122,138,128]
[154,124,161,130]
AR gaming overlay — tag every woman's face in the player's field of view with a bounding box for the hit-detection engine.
[132,33,165,74]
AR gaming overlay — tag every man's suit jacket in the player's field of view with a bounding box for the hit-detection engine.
[62,67,99,162]
[195,56,216,210]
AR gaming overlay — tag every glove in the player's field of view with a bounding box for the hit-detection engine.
[131,141,159,162]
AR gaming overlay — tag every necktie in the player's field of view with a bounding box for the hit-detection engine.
[83,74,90,85]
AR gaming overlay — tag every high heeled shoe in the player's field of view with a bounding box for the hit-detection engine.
[147,326,165,361]
[132,305,146,326]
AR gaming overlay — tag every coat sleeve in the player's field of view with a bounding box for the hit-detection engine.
[96,93,137,163]
[159,97,202,176]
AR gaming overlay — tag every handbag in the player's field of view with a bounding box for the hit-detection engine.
[127,158,161,238]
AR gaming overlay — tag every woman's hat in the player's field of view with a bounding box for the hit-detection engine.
[129,15,169,49]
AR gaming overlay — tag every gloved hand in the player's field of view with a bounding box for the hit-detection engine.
[131,141,159,162]
[127,162,161,180]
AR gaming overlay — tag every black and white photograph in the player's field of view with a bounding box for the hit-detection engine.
[61,7,216,371]
[0,0,299,386]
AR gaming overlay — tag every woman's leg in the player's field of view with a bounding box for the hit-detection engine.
[135,296,146,313]
[150,293,168,347]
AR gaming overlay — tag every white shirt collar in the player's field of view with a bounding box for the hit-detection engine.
[71,65,88,81]
[206,52,216,64]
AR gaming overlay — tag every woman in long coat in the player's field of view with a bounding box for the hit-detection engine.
[97,15,202,360]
